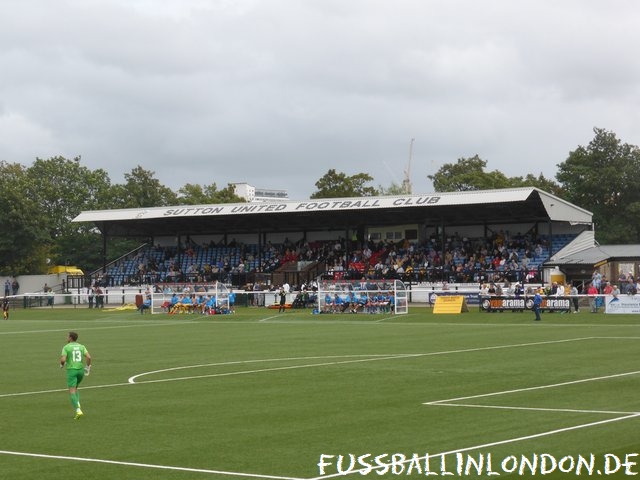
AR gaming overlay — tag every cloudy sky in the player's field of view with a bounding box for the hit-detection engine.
[2,0,639,200]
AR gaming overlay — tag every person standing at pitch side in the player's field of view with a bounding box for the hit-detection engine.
[2,296,9,320]
[60,331,92,419]
[278,287,287,313]
[533,288,543,321]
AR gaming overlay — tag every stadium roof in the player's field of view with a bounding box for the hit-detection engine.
[550,243,640,267]
[72,187,593,238]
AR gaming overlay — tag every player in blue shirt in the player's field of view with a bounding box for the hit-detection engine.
[533,288,543,321]
[333,294,344,313]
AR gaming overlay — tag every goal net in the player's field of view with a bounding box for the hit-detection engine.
[316,279,408,315]
[150,283,232,315]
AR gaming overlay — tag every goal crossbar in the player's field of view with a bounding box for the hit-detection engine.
[316,279,408,315]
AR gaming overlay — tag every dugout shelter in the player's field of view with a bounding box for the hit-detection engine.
[73,187,594,281]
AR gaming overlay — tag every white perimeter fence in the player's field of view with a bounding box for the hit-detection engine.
[8,283,640,314]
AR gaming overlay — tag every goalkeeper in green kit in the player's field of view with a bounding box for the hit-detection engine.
[60,331,92,420]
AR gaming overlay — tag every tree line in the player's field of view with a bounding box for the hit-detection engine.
[0,159,244,275]
[313,128,640,247]
[1,127,638,275]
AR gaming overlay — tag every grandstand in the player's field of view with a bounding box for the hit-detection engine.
[73,188,594,291]
[104,243,274,286]
[96,230,579,293]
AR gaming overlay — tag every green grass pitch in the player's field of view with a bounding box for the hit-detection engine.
[1,306,640,479]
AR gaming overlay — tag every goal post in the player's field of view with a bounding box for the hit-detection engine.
[316,278,408,315]
[150,283,232,315]
[393,279,409,315]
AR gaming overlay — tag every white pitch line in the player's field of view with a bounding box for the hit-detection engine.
[0,355,415,399]
[0,381,132,399]
[128,354,405,382]
[0,337,594,399]
[0,450,305,480]
[128,353,423,385]
[0,336,633,478]
[259,314,286,322]
[593,336,640,340]
[0,320,199,336]
[309,413,640,480]
[128,338,593,384]
[431,402,640,416]
[425,369,640,405]
[373,314,406,323]
[397,336,594,362]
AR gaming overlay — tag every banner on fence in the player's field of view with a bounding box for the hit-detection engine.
[428,291,480,306]
[604,295,640,314]
[480,295,571,313]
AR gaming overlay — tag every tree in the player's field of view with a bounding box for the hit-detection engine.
[428,155,562,195]
[112,165,178,208]
[26,156,112,238]
[176,183,244,204]
[0,162,50,274]
[556,127,640,243]
[23,156,115,270]
[428,155,512,191]
[510,173,564,197]
[378,181,406,196]
[311,169,378,199]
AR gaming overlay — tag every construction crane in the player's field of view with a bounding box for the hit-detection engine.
[402,138,414,194]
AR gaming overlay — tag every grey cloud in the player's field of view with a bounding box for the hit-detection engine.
[1,0,640,199]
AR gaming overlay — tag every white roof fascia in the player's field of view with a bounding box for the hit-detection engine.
[535,189,592,224]
[72,188,591,224]
[72,188,540,223]
[549,231,596,262]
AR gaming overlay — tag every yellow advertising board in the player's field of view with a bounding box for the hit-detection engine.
[47,265,84,275]
[433,295,469,314]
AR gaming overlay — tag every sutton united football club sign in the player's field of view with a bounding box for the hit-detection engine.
[72,188,593,227]
[160,196,442,218]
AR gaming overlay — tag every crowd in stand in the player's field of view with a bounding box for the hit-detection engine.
[103,228,558,288]
[319,229,548,285]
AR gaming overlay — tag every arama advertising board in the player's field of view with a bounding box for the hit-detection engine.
[480,295,571,313]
